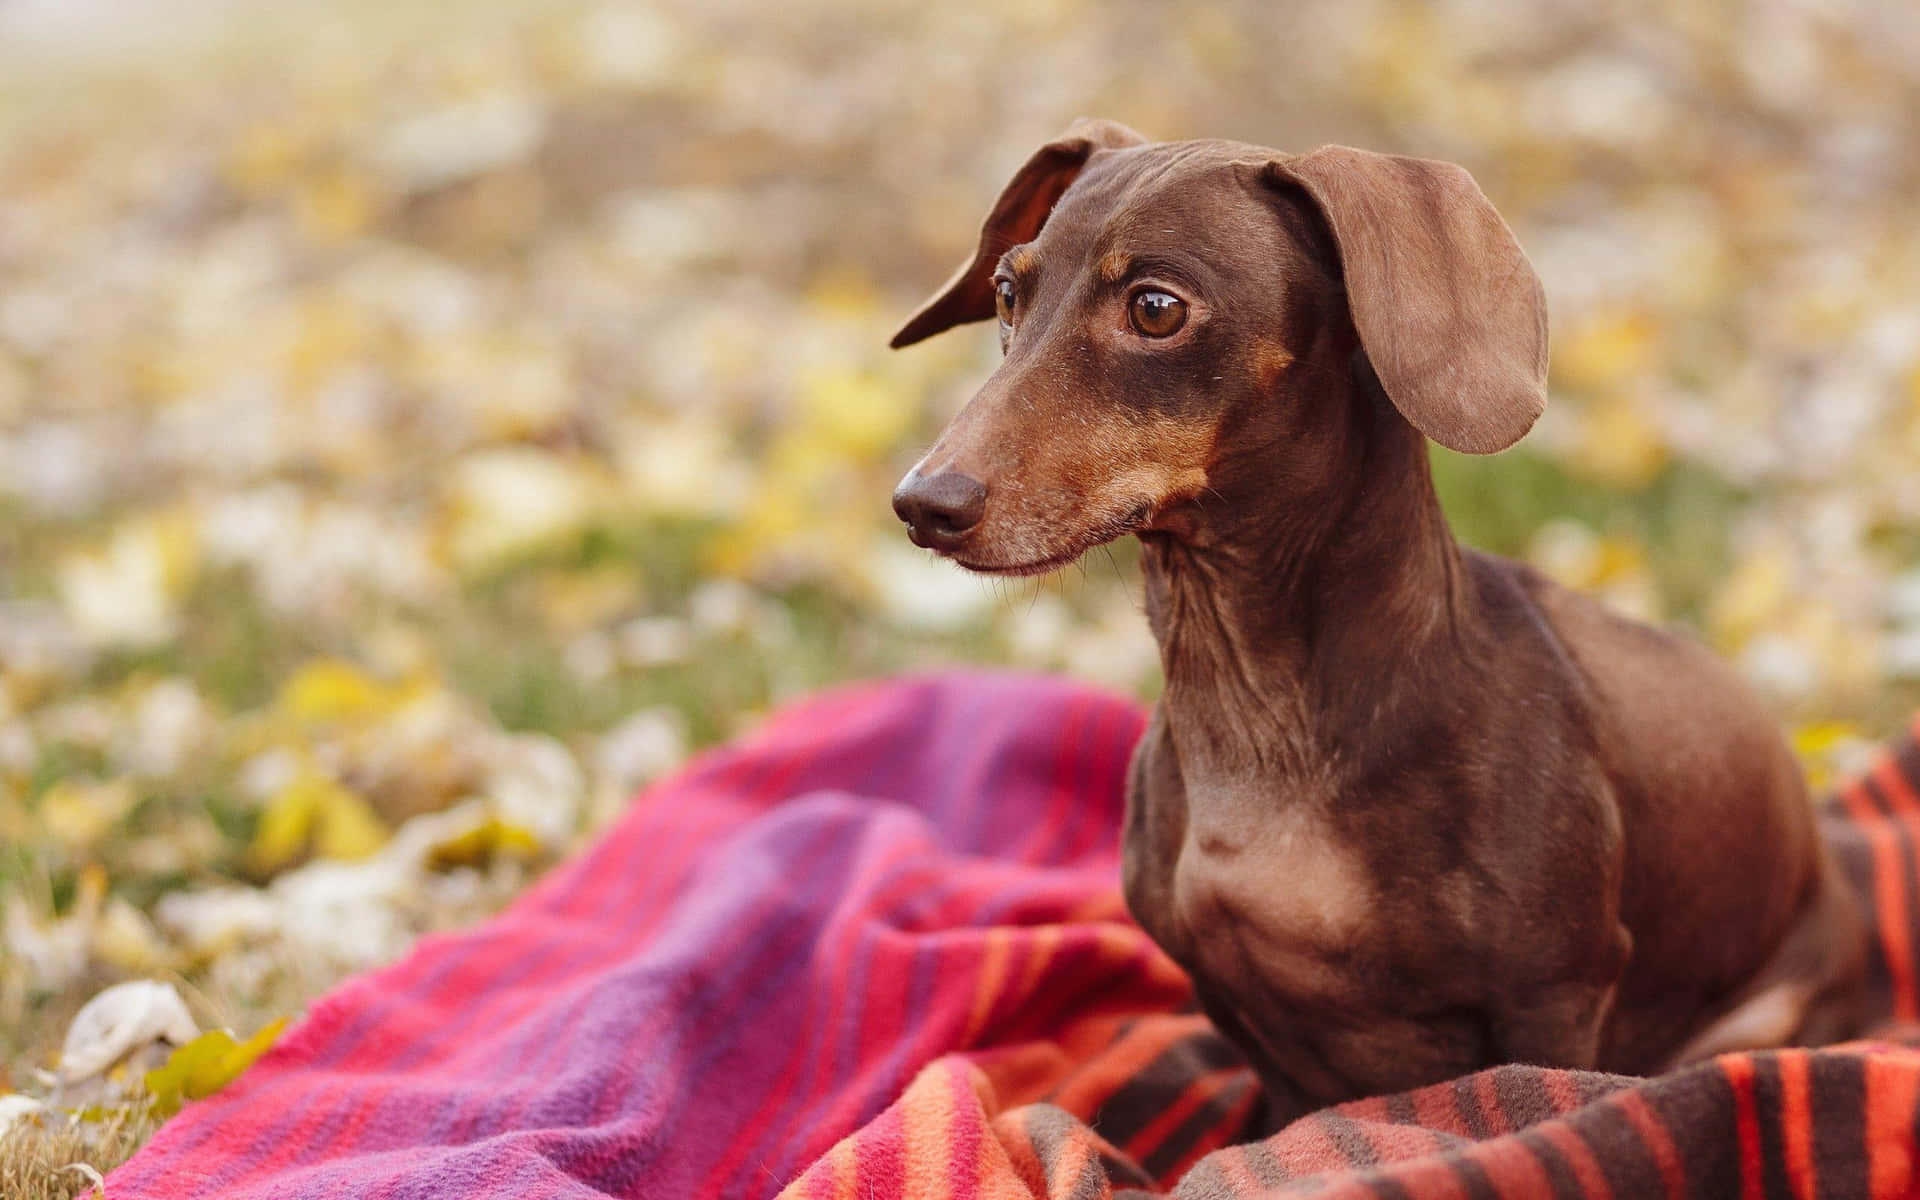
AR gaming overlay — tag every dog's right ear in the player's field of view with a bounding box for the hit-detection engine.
[890,119,1147,349]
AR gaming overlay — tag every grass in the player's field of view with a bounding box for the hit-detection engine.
[0,1107,156,1200]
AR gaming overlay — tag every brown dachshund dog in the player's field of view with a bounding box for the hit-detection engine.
[888,120,1867,1124]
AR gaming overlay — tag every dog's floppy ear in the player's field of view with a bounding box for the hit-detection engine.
[1264,146,1548,454]
[891,119,1148,349]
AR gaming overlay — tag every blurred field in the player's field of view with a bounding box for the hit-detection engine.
[1,0,1918,1187]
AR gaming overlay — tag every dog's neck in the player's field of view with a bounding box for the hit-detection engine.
[1138,373,1474,794]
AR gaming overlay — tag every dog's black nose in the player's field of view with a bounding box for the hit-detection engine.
[892,471,987,550]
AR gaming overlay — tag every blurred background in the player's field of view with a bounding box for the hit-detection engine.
[1,0,1917,1180]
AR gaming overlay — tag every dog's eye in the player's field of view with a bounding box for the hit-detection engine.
[1130,291,1187,338]
[994,279,1017,325]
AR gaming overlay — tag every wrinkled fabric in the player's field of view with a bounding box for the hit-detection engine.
[109,673,1920,1198]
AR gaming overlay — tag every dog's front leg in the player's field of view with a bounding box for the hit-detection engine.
[1490,980,1617,1069]
[1488,927,1632,1068]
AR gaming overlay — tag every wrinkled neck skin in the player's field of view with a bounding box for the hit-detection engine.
[1138,367,1475,803]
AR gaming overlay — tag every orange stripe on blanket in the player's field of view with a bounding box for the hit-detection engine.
[826,1137,862,1200]
[1264,1112,1350,1180]
[1467,1132,1557,1200]
[1777,1050,1815,1200]
[1063,887,1132,925]
[1386,1155,1472,1200]
[1042,1017,1201,1119]
[1539,1072,1586,1118]
[1204,1081,1266,1170]
[1614,1088,1687,1200]
[1006,924,1066,1034]
[1214,1144,1268,1195]
[1330,1094,1470,1200]
[1041,1120,1098,1199]
[1122,1066,1243,1168]
[1839,775,1918,1021]
[1877,752,1920,1018]
[1537,1121,1614,1200]
[1882,749,1920,815]
[989,1111,1049,1199]
[901,1063,962,1197]
[1474,1070,1512,1135]
[1865,1054,1920,1197]
[1723,1056,1765,1200]
[1876,752,1920,848]
[962,929,1016,1048]
[1539,1074,1613,1200]
[1338,1093,1440,1165]
[963,1066,1045,1200]
[973,1013,1142,1109]
[1411,1078,1472,1141]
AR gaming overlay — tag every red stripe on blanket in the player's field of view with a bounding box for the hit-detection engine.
[1538,1074,1612,1200]
[1842,769,1918,1022]
[1614,1086,1688,1200]
[1723,1054,1766,1200]
[1865,1054,1920,1196]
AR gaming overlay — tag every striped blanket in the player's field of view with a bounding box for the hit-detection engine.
[108,672,1920,1199]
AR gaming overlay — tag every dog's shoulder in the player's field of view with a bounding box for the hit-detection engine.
[1477,550,1807,820]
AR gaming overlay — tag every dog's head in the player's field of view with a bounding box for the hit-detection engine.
[888,120,1548,574]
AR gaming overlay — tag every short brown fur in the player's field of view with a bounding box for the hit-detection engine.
[889,123,1867,1126]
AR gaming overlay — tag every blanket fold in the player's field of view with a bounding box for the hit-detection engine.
[107,672,1920,1199]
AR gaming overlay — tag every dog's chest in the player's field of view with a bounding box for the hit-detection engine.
[1167,780,1375,988]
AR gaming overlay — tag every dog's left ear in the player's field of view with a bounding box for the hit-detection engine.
[1263,146,1548,454]
[891,119,1148,349]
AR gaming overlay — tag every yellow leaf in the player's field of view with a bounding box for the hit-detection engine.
[249,771,388,873]
[426,817,542,872]
[277,659,408,725]
[1592,536,1647,584]
[1570,398,1669,489]
[145,1018,288,1117]
[1708,549,1791,651]
[1794,722,1867,793]
[144,1030,232,1116]
[313,785,389,861]
[248,780,319,875]
[1793,721,1861,758]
